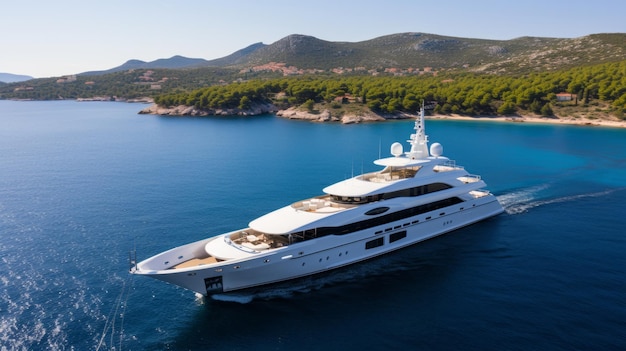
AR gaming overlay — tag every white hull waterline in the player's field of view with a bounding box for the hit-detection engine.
[130,105,504,296]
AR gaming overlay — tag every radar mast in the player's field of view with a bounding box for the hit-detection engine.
[406,102,429,160]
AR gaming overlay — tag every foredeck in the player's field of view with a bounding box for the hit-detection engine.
[174,256,218,269]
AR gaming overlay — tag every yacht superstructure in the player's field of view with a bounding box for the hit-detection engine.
[130,105,504,295]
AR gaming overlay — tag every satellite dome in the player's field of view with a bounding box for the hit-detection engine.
[430,142,443,157]
[390,142,403,157]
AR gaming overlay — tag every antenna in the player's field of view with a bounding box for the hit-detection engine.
[406,101,429,160]
[351,158,354,178]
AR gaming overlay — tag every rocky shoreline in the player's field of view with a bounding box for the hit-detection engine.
[138,102,279,117]
[139,103,421,124]
[276,106,391,123]
[138,103,626,128]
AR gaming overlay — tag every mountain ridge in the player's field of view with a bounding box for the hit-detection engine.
[72,32,626,76]
[0,73,34,83]
[79,55,210,75]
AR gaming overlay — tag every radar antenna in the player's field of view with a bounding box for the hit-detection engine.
[406,101,430,159]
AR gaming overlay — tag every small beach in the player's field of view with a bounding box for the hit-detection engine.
[428,114,626,128]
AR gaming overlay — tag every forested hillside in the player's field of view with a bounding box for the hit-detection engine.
[153,61,626,119]
[0,67,241,101]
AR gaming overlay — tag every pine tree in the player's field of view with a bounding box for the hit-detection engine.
[540,103,553,116]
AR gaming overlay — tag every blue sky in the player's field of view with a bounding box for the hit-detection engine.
[2,0,625,78]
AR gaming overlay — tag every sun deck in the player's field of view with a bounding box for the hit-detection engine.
[458,175,482,183]
[227,230,288,249]
[433,160,465,172]
[291,196,355,213]
[359,166,421,183]
[469,190,492,198]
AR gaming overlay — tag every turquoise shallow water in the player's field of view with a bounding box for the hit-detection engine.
[1,100,625,350]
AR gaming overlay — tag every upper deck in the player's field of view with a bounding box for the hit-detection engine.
[359,166,421,183]
[291,196,354,213]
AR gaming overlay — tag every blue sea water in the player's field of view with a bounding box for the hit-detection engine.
[0,100,625,350]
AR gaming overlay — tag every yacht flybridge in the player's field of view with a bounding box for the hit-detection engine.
[130,105,504,295]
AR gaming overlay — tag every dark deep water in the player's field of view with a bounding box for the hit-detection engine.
[1,100,625,350]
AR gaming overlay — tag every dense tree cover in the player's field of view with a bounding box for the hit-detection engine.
[154,80,287,109]
[154,61,626,117]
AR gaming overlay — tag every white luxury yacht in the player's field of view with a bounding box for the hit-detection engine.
[130,105,504,295]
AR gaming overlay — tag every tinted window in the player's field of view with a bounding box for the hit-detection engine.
[389,231,407,243]
[365,237,384,249]
[365,207,390,216]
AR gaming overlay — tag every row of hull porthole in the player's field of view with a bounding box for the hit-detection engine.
[317,251,348,263]
[304,251,350,266]
[231,251,352,269]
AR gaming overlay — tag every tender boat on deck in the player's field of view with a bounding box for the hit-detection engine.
[130,105,504,295]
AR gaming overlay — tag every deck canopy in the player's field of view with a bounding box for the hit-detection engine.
[373,156,430,167]
[322,177,388,198]
[250,206,336,235]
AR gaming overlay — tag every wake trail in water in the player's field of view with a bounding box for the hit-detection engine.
[496,184,550,211]
[498,185,618,215]
[95,274,134,351]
